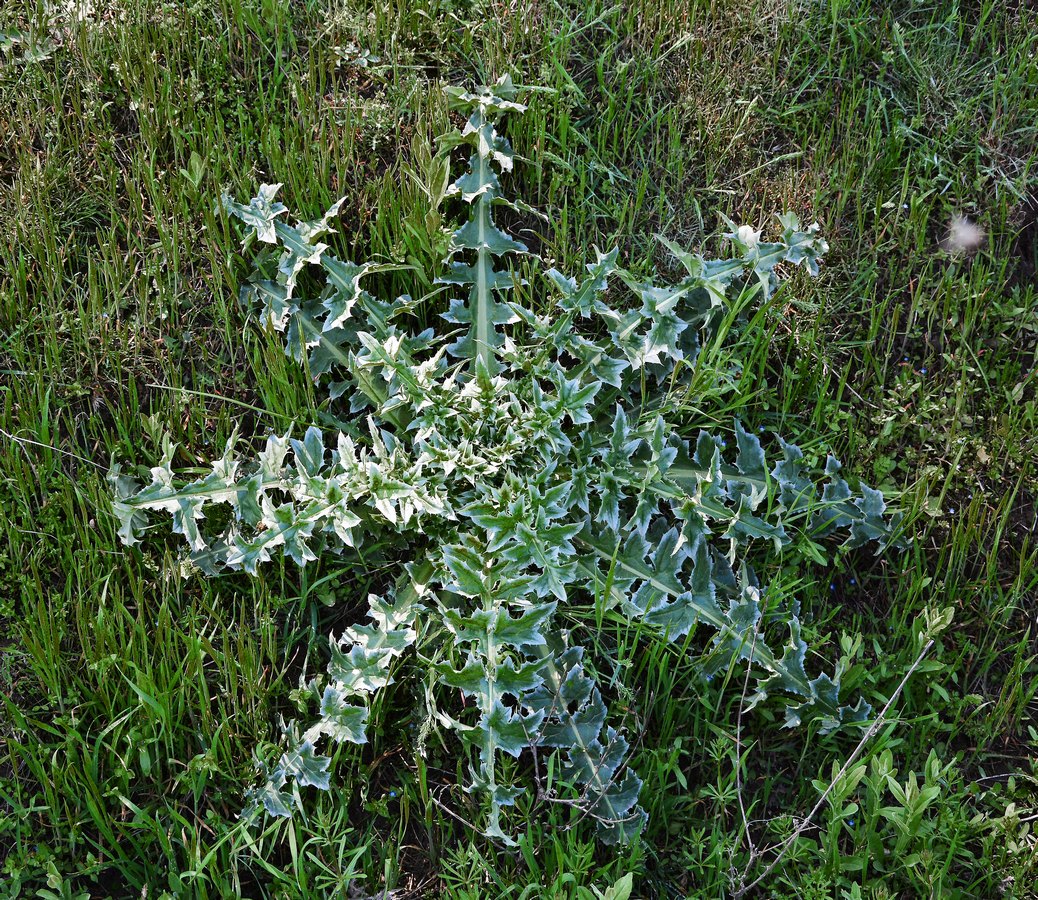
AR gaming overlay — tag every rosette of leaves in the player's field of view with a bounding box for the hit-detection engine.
[110,75,901,845]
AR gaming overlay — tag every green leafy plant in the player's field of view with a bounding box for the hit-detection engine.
[109,75,901,845]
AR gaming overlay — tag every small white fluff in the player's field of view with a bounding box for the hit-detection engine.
[945,214,986,253]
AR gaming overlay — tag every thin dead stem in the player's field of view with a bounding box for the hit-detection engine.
[732,639,935,898]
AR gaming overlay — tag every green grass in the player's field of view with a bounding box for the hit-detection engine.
[2,0,1037,896]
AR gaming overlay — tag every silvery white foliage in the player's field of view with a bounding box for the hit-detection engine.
[438,74,529,375]
[110,76,901,845]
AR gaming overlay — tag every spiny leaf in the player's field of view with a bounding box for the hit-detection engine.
[318,687,369,744]
[223,183,287,243]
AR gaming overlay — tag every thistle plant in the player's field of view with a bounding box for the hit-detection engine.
[110,75,901,845]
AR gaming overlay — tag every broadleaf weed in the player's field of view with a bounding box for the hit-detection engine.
[110,76,903,846]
